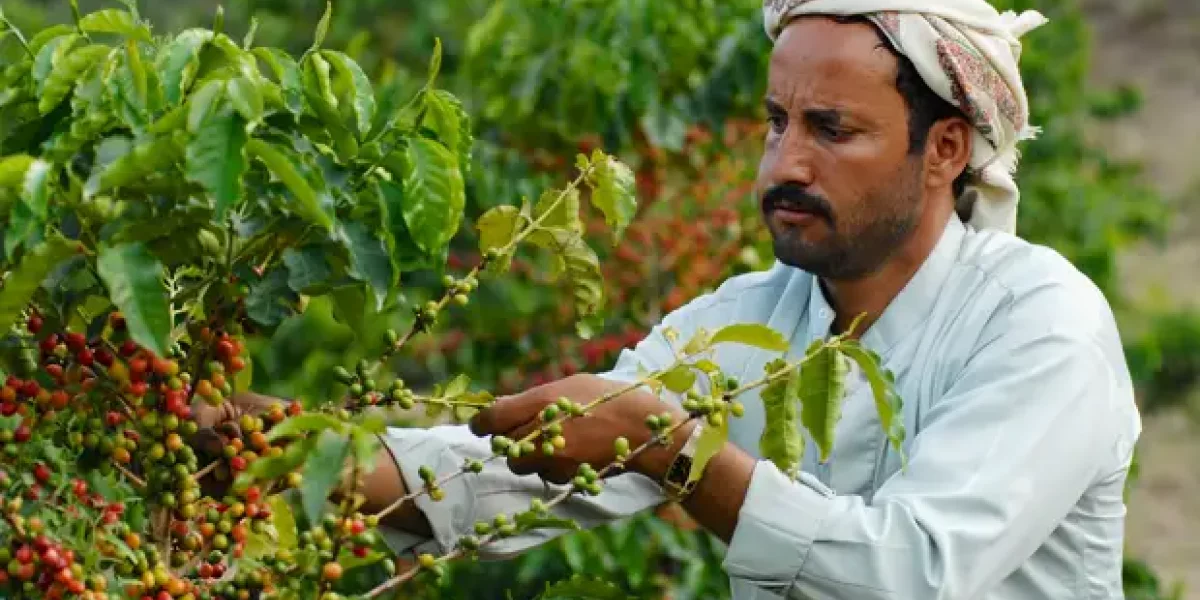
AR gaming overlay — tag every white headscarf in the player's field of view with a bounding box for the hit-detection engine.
[763,0,1048,235]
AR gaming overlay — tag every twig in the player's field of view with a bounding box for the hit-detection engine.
[113,462,147,488]
[193,460,220,482]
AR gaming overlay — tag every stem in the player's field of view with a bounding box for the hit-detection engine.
[193,459,220,481]
[0,14,34,59]
[321,462,363,595]
[113,462,147,488]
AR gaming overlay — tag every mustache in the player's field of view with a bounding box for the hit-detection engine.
[761,183,834,222]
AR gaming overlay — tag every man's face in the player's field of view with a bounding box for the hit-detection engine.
[757,16,926,280]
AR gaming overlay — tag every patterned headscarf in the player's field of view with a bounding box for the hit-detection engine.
[763,0,1048,235]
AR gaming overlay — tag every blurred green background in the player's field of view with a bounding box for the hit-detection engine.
[6,0,1200,598]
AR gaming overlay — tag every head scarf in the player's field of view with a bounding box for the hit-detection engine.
[763,0,1048,235]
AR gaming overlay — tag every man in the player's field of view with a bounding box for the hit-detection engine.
[223,2,1143,598]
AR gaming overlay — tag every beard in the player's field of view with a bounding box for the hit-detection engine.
[761,161,923,280]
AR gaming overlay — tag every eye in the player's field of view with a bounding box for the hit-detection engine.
[767,112,787,134]
[818,124,851,142]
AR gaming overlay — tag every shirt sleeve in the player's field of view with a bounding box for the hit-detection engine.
[376,292,725,560]
[722,325,1138,599]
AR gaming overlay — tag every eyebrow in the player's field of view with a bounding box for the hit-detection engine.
[764,97,847,125]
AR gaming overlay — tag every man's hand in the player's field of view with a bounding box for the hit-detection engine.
[468,374,694,485]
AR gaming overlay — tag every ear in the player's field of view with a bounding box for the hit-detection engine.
[924,117,972,194]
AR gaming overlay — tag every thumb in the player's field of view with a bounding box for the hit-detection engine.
[469,389,548,438]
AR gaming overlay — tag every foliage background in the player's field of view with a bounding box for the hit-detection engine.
[5,0,1199,598]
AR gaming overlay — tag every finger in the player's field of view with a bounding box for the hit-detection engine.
[469,388,553,437]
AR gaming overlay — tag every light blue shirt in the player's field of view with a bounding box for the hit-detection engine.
[380,215,1141,599]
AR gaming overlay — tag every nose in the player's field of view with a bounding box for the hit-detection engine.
[762,128,817,191]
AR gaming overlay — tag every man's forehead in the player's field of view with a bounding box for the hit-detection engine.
[767,16,899,103]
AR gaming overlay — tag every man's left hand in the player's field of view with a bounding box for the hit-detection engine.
[468,374,693,485]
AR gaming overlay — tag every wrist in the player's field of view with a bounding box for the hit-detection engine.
[631,416,699,482]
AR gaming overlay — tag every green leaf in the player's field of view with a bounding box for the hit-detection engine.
[321,50,375,137]
[38,44,109,114]
[245,266,297,327]
[587,149,637,242]
[96,242,172,357]
[400,137,465,253]
[514,512,581,532]
[33,33,81,89]
[301,429,350,526]
[688,416,729,485]
[186,105,248,221]
[252,47,303,114]
[476,205,523,272]
[185,79,224,132]
[281,246,332,294]
[266,413,343,442]
[422,89,472,175]
[4,158,52,256]
[424,38,442,90]
[841,344,906,468]
[659,365,696,394]
[759,367,803,479]
[0,235,76,335]
[157,28,213,105]
[245,139,332,230]
[338,221,393,310]
[799,342,849,463]
[226,76,263,123]
[78,9,150,41]
[88,135,183,196]
[375,179,434,272]
[528,228,604,321]
[536,575,631,600]
[682,327,713,356]
[0,155,34,189]
[710,324,790,352]
[309,1,332,52]
[533,187,582,235]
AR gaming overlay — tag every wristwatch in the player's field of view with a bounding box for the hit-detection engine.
[662,422,706,502]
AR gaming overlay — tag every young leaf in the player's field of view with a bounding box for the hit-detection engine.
[759,368,803,479]
[38,44,109,114]
[0,155,34,189]
[185,79,224,132]
[301,429,350,526]
[400,137,465,253]
[528,228,604,320]
[422,89,473,175]
[710,323,790,352]
[78,9,151,42]
[157,28,213,105]
[533,187,582,235]
[688,417,729,484]
[225,76,264,123]
[799,342,849,463]
[338,221,393,310]
[33,33,81,89]
[659,365,696,394]
[475,205,523,272]
[0,234,76,334]
[265,413,343,442]
[424,37,442,90]
[321,50,375,137]
[587,149,637,242]
[186,105,248,221]
[252,47,303,114]
[5,159,53,257]
[841,344,907,467]
[309,1,332,53]
[88,135,183,197]
[96,242,172,357]
[245,139,333,230]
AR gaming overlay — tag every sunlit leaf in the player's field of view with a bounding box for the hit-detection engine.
[78,9,151,42]
[587,149,637,242]
[759,366,803,479]
[157,28,213,105]
[799,341,849,463]
[38,44,109,114]
[533,187,581,235]
[186,105,248,221]
[400,137,465,253]
[688,416,729,485]
[710,323,790,352]
[475,205,523,273]
[659,365,696,394]
[321,50,375,136]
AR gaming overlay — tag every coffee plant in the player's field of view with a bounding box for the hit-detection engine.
[0,2,906,599]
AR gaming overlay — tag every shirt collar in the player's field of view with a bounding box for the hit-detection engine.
[806,215,967,354]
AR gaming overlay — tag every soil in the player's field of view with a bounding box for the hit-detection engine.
[1078,0,1200,595]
